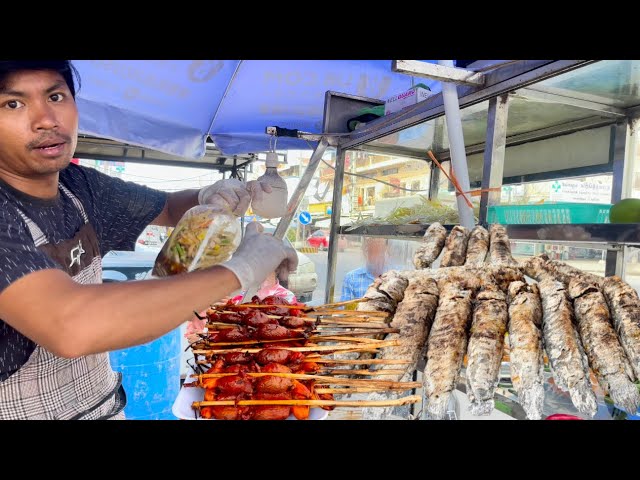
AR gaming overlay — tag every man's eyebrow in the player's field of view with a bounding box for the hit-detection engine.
[0,81,67,97]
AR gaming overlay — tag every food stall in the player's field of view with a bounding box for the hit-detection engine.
[72,60,640,420]
[269,60,640,420]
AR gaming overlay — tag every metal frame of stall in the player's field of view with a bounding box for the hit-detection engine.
[274,59,640,305]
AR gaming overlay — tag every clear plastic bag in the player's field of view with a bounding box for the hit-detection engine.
[152,205,241,277]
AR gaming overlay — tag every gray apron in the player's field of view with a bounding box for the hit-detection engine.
[0,183,126,420]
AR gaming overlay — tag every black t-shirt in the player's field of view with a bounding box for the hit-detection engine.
[0,164,168,381]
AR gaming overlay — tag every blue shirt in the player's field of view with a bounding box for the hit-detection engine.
[339,266,401,302]
[340,267,376,302]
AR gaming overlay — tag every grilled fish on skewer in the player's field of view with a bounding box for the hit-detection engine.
[414,222,447,269]
[440,226,470,267]
[362,277,439,419]
[538,277,597,417]
[466,283,508,416]
[410,265,524,293]
[569,279,640,414]
[464,225,489,266]
[488,224,518,267]
[602,275,640,380]
[521,254,603,287]
[424,281,474,419]
[507,281,545,420]
[357,271,408,314]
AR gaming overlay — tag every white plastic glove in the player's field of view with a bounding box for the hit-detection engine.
[219,222,298,290]
[198,178,271,216]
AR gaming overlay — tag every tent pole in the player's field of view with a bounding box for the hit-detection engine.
[439,59,476,230]
[325,147,346,304]
[274,138,329,240]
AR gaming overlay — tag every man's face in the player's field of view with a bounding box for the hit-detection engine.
[364,240,387,275]
[0,69,78,177]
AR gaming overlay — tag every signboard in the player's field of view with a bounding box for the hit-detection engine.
[549,179,611,203]
[298,211,312,225]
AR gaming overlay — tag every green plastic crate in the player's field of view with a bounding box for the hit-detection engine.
[487,203,612,225]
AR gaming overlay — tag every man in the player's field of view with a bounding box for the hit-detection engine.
[340,237,390,302]
[0,60,297,420]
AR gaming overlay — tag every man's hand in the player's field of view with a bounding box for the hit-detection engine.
[219,222,298,290]
[198,179,271,216]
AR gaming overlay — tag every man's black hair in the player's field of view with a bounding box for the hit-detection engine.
[0,60,80,98]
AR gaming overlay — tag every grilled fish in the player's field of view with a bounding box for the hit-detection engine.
[440,226,470,267]
[569,278,640,414]
[488,224,518,267]
[538,277,597,417]
[507,281,545,420]
[464,225,489,266]
[423,281,474,419]
[521,254,603,287]
[362,277,439,419]
[602,275,640,380]
[414,222,447,269]
[466,283,508,416]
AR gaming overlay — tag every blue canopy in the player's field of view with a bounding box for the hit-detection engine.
[72,60,447,159]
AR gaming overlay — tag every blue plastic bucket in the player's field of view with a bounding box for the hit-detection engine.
[109,327,182,420]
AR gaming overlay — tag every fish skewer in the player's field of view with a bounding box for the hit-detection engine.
[488,224,518,267]
[602,275,640,380]
[466,283,509,416]
[507,281,545,420]
[362,276,440,419]
[537,276,598,417]
[193,396,422,409]
[190,371,422,388]
[464,225,489,266]
[440,226,470,267]
[521,254,603,287]
[423,281,474,419]
[409,265,524,293]
[413,222,447,269]
[569,278,640,414]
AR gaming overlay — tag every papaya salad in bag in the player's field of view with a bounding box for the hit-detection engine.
[152,205,241,277]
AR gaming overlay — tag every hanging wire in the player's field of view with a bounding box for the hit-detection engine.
[302,139,428,192]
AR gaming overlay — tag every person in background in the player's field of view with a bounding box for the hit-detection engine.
[0,60,298,420]
[340,237,391,302]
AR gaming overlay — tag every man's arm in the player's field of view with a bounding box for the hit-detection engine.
[150,189,199,227]
[0,266,240,359]
[0,221,298,360]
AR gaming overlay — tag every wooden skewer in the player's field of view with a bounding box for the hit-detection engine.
[213,310,318,322]
[320,369,405,376]
[315,387,403,394]
[193,395,420,408]
[319,297,366,308]
[309,309,389,317]
[312,358,410,365]
[195,358,409,366]
[316,320,389,328]
[192,339,400,355]
[191,372,421,389]
[217,303,308,311]
[197,331,395,347]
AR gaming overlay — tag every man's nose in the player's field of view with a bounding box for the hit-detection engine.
[31,101,59,131]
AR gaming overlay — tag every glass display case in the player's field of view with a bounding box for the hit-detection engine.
[275,60,640,420]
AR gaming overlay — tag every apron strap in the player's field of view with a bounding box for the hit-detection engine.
[14,209,48,247]
[58,183,90,224]
[14,183,89,247]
